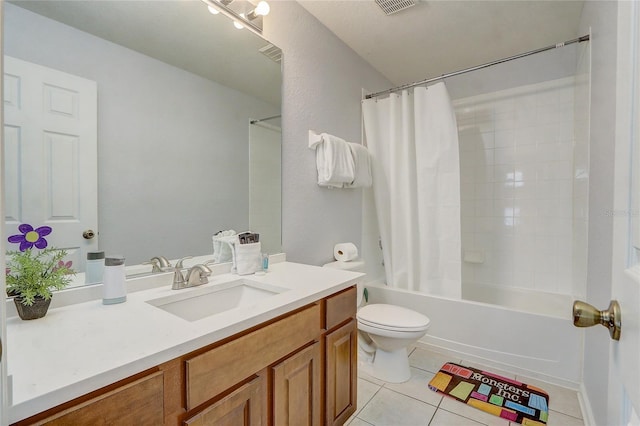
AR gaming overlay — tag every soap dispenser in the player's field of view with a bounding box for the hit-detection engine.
[85,251,105,285]
[102,256,127,304]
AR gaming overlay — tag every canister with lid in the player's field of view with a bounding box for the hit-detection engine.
[102,256,127,305]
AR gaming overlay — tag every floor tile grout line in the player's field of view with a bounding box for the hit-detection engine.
[378,383,443,409]
[352,416,375,426]
[435,404,496,426]
[352,380,385,421]
[549,408,584,420]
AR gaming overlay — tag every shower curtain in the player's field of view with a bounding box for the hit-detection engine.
[362,82,461,298]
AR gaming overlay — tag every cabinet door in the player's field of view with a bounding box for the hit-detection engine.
[183,375,266,426]
[273,342,322,426]
[326,320,357,426]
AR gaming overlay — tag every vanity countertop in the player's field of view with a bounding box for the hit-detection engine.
[6,260,363,423]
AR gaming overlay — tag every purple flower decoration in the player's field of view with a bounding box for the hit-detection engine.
[53,260,73,274]
[8,224,52,251]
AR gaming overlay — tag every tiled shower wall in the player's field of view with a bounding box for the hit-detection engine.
[455,74,589,296]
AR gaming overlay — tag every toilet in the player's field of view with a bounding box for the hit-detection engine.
[323,260,431,383]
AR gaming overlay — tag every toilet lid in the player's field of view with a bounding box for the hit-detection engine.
[357,304,430,332]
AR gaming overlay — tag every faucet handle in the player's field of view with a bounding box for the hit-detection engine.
[175,256,193,269]
[186,264,212,286]
[147,256,172,272]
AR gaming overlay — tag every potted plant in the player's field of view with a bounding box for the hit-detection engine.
[5,224,74,320]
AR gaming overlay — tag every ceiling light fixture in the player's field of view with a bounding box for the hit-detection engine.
[207,5,219,14]
[201,0,265,34]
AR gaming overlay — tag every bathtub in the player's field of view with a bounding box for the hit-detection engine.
[363,282,583,388]
[462,282,574,319]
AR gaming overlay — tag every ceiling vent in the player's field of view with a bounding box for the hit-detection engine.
[375,0,417,15]
[259,43,282,64]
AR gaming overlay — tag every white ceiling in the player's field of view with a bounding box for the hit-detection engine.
[297,0,586,87]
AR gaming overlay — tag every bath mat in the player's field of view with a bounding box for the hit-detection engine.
[428,362,549,425]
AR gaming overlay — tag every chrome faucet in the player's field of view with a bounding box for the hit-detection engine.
[171,256,193,290]
[146,256,171,273]
[184,264,213,287]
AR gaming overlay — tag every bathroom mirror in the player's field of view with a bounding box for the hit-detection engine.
[3,0,282,281]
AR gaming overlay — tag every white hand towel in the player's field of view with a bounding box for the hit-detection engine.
[309,132,355,188]
[212,230,236,263]
[344,143,372,188]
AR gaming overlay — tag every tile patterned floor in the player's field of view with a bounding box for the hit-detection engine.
[347,347,584,426]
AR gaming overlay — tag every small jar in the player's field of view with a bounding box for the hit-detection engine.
[85,251,105,285]
[102,256,127,305]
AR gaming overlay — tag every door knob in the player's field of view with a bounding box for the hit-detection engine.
[82,229,96,240]
[573,300,621,341]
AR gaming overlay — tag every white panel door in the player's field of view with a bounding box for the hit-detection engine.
[609,1,640,424]
[3,56,97,271]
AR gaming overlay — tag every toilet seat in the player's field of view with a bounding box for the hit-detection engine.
[357,304,430,332]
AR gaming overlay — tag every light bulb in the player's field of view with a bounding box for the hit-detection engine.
[207,5,220,14]
[234,14,245,29]
[246,1,270,20]
[254,1,270,16]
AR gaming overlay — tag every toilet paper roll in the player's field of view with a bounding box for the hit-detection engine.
[333,243,359,262]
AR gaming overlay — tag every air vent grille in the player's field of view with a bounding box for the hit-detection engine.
[259,43,282,64]
[375,0,417,15]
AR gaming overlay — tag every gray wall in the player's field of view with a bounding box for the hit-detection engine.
[264,2,392,266]
[4,3,279,265]
[578,1,618,425]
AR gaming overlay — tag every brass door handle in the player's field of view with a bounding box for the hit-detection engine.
[82,229,96,240]
[573,300,621,341]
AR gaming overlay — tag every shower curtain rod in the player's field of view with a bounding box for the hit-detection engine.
[250,114,281,124]
[364,34,590,100]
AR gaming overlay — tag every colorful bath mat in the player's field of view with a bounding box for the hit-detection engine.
[428,362,550,425]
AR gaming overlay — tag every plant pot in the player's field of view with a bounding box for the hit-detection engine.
[13,295,52,320]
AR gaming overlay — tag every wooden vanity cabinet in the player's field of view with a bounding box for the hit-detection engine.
[15,286,357,426]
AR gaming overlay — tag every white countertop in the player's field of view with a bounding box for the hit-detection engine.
[6,260,363,423]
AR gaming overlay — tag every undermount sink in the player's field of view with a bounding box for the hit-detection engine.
[146,279,288,322]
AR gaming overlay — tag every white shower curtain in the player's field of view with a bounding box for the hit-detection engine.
[362,82,461,298]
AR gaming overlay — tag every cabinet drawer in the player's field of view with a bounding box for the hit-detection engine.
[186,304,321,409]
[325,286,357,331]
[40,371,164,425]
